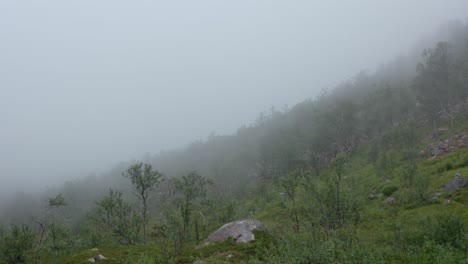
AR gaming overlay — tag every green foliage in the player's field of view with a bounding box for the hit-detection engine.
[47,223,70,254]
[396,162,418,186]
[174,171,212,205]
[92,189,142,244]
[278,171,302,233]
[174,230,274,264]
[174,171,212,248]
[300,153,361,235]
[152,210,184,258]
[0,225,35,264]
[246,229,387,264]
[413,174,431,204]
[52,244,165,264]
[381,185,398,197]
[375,151,399,178]
[123,163,164,196]
[432,213,467,249]
[201,197,237,230]
[49,193,67,207]
[123,163,163,244]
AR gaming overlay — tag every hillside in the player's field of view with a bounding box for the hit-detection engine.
[1,21,468,263]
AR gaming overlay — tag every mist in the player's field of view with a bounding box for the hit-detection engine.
[1,0,467,193]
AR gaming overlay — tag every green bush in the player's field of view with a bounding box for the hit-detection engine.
[445,162,454,171]
[432,213,467,249]
[381,185,398,197]
[0,225,35,264]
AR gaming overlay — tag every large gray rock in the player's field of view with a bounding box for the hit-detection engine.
[383,197,396,204]
[445,173,468,191]
[207,219,266,243]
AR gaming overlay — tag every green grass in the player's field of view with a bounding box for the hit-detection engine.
[52,244,164,264]
[175,230,274,264]
[54,230,275,264]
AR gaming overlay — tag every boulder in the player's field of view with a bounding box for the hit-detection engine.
[207,219,266,243]
[87,254,107,262]
[444,177,468,191]
[383,197,396,204]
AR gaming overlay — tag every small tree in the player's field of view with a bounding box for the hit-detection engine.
[33,193,67,261]
[279,171,302,234]
[174,171,212,252]
[332,153,346,228]
[152,210,184,258]
[48,193,67,208]
[123,163,163,244]
[303,153,360,234]
[93,189,141,245]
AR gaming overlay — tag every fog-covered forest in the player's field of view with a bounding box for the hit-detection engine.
[1,1,468,263]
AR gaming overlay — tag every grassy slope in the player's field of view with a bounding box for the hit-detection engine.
[61,123,468,263]
[54,231,273,264]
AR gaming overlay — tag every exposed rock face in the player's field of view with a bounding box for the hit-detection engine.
[207,219,266,243]
[420,133,468,158]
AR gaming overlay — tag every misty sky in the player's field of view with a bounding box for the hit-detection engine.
[1,0,468,193]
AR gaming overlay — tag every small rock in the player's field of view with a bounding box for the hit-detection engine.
[383,197,396,204]
[418,150,426,158]
[88,254,107,263]
[432,192,442,200]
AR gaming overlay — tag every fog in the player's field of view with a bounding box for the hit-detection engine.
[1,0,467,194]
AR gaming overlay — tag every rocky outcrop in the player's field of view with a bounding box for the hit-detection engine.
[419,133,468,158]
[207,219,266,243]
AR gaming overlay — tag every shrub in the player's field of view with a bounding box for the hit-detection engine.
[0,225,35,264]
[432,213,467,249]
[445,162,454,171]
[381,185,398,197]
[397,162,417,186]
